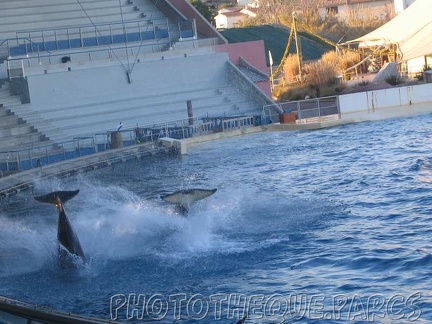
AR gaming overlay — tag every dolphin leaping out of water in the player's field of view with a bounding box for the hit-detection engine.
[160,188,217,214]
[34,190,85,267]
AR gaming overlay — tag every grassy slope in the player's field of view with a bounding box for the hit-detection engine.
[220,24,333,66]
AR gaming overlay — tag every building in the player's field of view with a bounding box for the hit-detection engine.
[214,7,256,29]
[318,0,395,22]
[343,0,431,75]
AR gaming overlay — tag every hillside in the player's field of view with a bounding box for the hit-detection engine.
[220,25,333,66]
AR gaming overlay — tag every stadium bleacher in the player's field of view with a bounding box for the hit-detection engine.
[0,0,275,172]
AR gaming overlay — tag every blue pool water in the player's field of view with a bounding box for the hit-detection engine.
[1,113,432,323]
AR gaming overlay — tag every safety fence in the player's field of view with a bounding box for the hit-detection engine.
[0,137,95,174]
[263,96,340,123]
[0,115,261,174]
[1,19,195,58]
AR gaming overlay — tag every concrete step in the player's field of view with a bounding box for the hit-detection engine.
[0,0,129,10]
[0,114,23,127]
[0,13,142,38]
[0,99,22,107]
[0,2,126,17]
[0,124,33,137]
[0,108,12,117]
[0,132,47,151]
[0,6,136,25]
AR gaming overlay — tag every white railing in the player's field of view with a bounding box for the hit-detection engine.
[263,96,340,123]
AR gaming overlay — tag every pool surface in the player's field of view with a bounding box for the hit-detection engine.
[1,113,432,323]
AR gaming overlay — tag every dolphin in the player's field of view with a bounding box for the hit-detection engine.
[160,188,217,214]
[34,190,85,267]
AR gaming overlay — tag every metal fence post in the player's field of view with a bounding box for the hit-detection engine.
[297,101,301,120]
[77,139,81,157]
[17,151,21,171]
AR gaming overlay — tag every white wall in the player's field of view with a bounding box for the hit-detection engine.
[394,0,416,14]
[320,0,393,21]
[214,14,228,29]
[407,56,426,74]
[339,83,432,114]
[27,52,229,107]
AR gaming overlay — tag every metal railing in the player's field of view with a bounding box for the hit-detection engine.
[95,115,260,150]
[0,115,260,174]
[263,96,340,123]
[1,19,197,60]
[0,137,95,173]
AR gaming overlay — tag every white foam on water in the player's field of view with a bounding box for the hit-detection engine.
[0,177,305,277]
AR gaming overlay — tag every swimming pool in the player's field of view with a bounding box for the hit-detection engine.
[1,113,431,323]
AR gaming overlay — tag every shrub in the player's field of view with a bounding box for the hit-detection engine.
[322,50,360,77]
[283,54,300,83]
[303,60,338,86]
[277,84,311,101]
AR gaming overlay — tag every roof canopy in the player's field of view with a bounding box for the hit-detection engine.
[345,0,432,61]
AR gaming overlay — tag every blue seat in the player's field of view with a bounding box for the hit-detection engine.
[112,34,126,44]
[9,44,27,56]
[69,39,81,48]
[44,41,57,51]
[155,29,169,38]
[97,35,112,45]
[141,31,155,40]
[127,32,141,42]
[57,40,70,50]
[180,30,194,38]
[83,37,97,47]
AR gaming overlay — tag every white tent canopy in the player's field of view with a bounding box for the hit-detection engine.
[345,0,432,61]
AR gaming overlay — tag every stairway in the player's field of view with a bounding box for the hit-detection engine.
[0,80,50,152]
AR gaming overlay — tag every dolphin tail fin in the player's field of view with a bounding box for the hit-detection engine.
[34,190,80,205]
[160,188,217,211]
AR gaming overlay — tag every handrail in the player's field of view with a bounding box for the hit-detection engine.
[0,115,260,174]
[2,19,195,59]
[0,37,50,56]
[262,96,340,124]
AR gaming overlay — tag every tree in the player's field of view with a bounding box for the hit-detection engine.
[190,0,214,23]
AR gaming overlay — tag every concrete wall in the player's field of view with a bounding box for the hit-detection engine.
[215,40,271,97]
[226,61,273,109]
[27,52,229,106]
[339,83,432,114]
[215,40,267,74]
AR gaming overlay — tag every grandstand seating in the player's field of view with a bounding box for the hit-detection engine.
[0,81,49,151]
[0,0,171,51]
[0,1,140,40]
[0,0,273,172]
[6,52,261,143]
